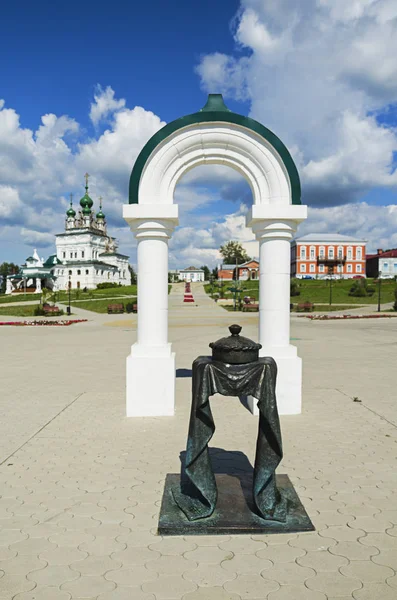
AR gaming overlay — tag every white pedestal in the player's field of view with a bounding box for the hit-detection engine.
[126,344,176,417]
[247,350,302,416]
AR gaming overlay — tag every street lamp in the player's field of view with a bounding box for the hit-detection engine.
[377,270,382,312]
[67,274,71,315]
[328,265,334,306]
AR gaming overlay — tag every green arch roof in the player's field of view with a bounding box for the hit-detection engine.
[129,94,301,205]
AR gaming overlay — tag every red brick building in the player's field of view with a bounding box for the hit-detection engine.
[218,259,259,281]
[291,234,366,279]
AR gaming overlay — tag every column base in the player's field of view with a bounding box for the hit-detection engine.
[126,344,175,417]
[247,351,302,416]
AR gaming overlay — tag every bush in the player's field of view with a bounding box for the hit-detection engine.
[96,282,119,289]
[126,302,135,313]
[34,306,45,316]
[290,279,300,297]
[349,278,372,297]
[34,307,64,316]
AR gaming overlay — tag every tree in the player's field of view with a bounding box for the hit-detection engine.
[219,241,250,265]
[128,265,137,285]
[200,265,211,281]
[211,267,218,280]
[0,262,20,294]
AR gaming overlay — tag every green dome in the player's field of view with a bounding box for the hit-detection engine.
[66,206,76,217]
[82,205,92,216]
[80,192,93,210]
[96,210,105,219]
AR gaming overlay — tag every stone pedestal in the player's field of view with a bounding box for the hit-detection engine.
[123,204,179,417]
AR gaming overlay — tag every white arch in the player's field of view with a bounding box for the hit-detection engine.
[138,123,291,206]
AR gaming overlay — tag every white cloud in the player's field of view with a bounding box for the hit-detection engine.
[89,85,126,125]
[20,228,54,248]
[197,0,397,206]
[0,186,22,219]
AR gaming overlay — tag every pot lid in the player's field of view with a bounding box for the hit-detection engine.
[209,324,261,354]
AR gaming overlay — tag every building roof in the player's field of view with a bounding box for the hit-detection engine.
[368,249,397,259]
[43,254,62,268]
[294,233,366,243]
[239,259,259,267]
[180,267,204,273]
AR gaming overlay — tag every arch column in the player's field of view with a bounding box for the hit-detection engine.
[123,204,179,417]
[247,204,307,415]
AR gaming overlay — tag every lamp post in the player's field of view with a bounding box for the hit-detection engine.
[328,265,334,306]
[67,274,71,315]
[377,269,382,312]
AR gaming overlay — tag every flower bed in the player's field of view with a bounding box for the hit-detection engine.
[0,319,87,327]
[302,314,395,321]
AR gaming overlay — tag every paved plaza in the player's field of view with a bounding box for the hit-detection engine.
[0,283,396,599]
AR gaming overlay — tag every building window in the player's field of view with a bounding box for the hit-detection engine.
[337,264,342,273]
[300,264,306,272]
[383,263,389,271]
[347,247,352,260]
[319,264,324,273]
[85,269,89,275]
[310,264,315,273]
[82,251,85,259]
[310,246,315,259]
[74,252,77,258]
[300,246,306,259]
[347,264,352,273]
[338,246,343,259]
[328,247,334,259]
[356,247,362,260]
[77,270,81,275]
[356,264,362,273]
[108,272,110,279]
[319,246,325,258]
[62,252,66,259]
[394,263,397,272]
[68,270,72,275]
[70,252,73,259]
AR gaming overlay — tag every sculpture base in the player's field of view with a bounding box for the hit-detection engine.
[158,473,314,536]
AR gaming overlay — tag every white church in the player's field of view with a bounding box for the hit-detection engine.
[6,175,130,294]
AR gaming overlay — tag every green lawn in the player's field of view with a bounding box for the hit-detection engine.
[70,296,137,313]
[206,278,397,305]
[0,293,41,304]
[0,305,40,317]
[57,284,138,302]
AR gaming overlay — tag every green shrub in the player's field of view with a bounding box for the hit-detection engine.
[349,279,372,297]
[34,306,45,316]
[126,302,135,313]
[96,282,119,289]
[290,279,300,297]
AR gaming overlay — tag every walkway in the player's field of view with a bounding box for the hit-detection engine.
[0,283,396,599]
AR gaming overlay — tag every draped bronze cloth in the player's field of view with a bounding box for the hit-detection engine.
[172,356,287,522]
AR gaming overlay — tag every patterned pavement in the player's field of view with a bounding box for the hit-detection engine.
[0,283,396,599]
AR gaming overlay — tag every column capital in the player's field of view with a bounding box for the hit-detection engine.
[246,204,307,241]
[123,204,179,240]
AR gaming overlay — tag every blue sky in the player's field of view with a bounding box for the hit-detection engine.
[1,0,397,268]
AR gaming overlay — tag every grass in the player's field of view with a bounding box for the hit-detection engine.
[57,284,138,302]
[206,278,397,305]
[0,293,41,304]
[0,305,40,317]
[70,297,136,313]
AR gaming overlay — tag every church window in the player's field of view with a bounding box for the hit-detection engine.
[357,247,362,260]
[85,269,89,275]
[62,252,66,258]
[108,272,110,279]
[74,252,77,258]
[82,251,85,258]
[68,270,72,275]
[310,246,315,259]
[77,270,81,275]
[70,252,73,259]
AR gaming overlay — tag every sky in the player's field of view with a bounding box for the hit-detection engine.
[2,0,397,269]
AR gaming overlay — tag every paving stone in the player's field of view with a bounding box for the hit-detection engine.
[13,589,72,600]
[224,573,279,599]
[48,531,95,547]
[78,537,126,556]
[70,555,122,576]
[0,547,17,561]
[98,586,156,600]
[261,562,315,585]
[387,574,397,589]
[306,572,363,596]
[372,548,397,569]
[0,554,47,575]
[185,535,231,546]
[290,533,336,551]
[0,529,28,546]
[146,554,198,575]
[352,582,397,599]
[251,533,297,545]
[256,544,305,563]
[112,545,161,566]
[148,537,197,556]
[39,547,87,566]
[184,546,233,564]
[116,530,161,547]
[105,565,158,586]
[297,549,348,571]
[267,584,327,599]
[221,553,272,574]
[27,565,79,586]
[184,563,237,587]
[330,541,379,561]
[0,572,36,597]
[348,516,392,532]
[218,537,267,555]
[359,533,397,549]
[341,560,394,583]
[142,574,197,599]
[181,587,241,599]
[61,574,116,596]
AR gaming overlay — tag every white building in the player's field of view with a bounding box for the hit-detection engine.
[178,267,205,282]
[6,176,130,293]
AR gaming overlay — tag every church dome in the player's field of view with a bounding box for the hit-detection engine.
[80,173,93,210]
[96,197,105,220]
[66,206,76,218]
